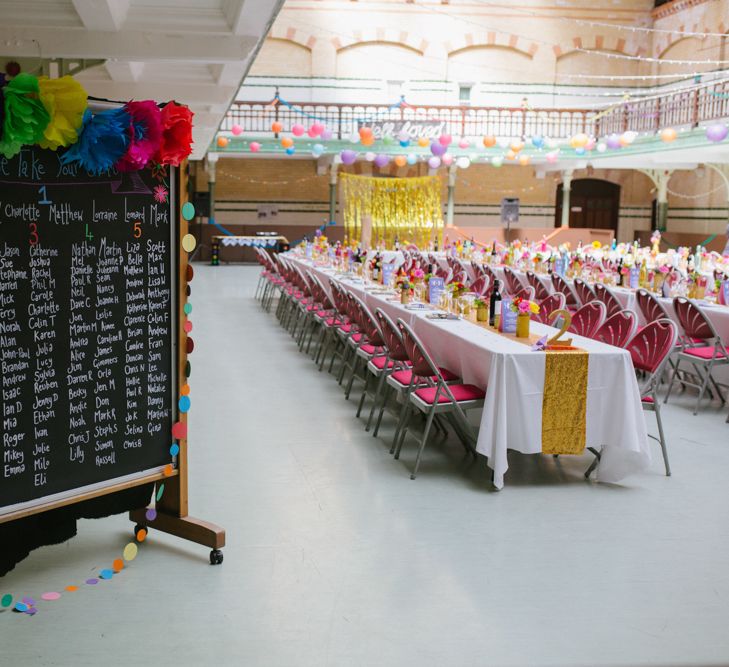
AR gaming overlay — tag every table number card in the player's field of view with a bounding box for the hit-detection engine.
[721,280,729,305]
[554,257,566,277]
[501,299,517,333]
[429,277,445,304]
[381,263,395,287]
[629,266,639,289]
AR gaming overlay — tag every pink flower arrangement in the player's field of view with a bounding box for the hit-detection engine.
[510,296,540,315]
[411,268,425,280]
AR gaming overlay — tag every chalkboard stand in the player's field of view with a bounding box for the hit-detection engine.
[130,163,226,564]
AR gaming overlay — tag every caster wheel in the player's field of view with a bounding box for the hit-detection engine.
[210,549,224,565]
[134,524,146,537]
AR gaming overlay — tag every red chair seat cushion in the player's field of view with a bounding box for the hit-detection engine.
[370,356,396,370]
[414,383,486,404]
[390,367,458,387]
[682,346,728,360]
[642,396,654,404]
[360,344,382,355]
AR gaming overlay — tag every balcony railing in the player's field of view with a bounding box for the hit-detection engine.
[221,78,729,140]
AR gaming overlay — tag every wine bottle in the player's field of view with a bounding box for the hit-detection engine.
[489,279,501,327]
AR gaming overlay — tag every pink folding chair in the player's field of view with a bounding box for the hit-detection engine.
[468,275,491,298]
[621,319,679,476]
[568,301,607,338]
[590,310,638,348]
[526,270,551,302]
[636,288,670,324]
[593,283,623,318]
[665,298,729,414]
[512,285,536,302]
[534,292,566,325]
[394,319,485,479]
[551,273,579,309]
[573,278,596,307]
[342,295,386,402]
[503,267,525,297]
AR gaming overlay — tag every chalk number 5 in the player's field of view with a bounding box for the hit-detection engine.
[133,221,142,239]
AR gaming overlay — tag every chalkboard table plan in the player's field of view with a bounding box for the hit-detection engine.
[1,146,225,570]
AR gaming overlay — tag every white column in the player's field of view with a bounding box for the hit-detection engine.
[560,170,573,228]
[446,165,457,228]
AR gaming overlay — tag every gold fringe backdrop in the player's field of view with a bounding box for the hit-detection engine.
[340,173,443,249]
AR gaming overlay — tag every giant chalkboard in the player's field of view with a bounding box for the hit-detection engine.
[0,147,176,514]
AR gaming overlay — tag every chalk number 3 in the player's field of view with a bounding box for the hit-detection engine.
[29,223,39,246]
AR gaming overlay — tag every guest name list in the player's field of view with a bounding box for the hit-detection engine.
[0,148,174,509]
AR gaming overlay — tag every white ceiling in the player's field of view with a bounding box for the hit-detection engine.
[0,0,284,159]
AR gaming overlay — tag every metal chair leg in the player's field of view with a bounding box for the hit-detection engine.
[391,400,411,456]
[366,371,388,432]
[410,405,437,480]
[653,405,671,476]
[374,385,393,439]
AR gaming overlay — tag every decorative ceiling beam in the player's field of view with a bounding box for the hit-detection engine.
[71,0,130,32]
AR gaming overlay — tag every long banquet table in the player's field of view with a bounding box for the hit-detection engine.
[291,256,652,489]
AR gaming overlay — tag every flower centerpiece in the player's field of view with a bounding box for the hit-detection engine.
[474,298,489,322]
[510,296,540,338]
[448,281,467,298]
[396,273,413,304]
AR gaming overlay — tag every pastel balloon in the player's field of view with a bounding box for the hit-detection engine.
[596,142,607,153]
[482,135,496,148]
[660,128,677,142]
[570,133,589,148]
[312,143,324,155]
[428,156,441,169]
[519,154,530,165]
[271,121,283,133]
[545,137,559,149]
[394,155,407,167]
[706,124,728,143]
[531,135,544,148]
[491,156,503,167]
[441,154,454,166]
[231,124,243,136]
[320,128,333,141]
[365,151,376,162]
[456,156,470,169]
[546,151,559,164]
[216,136,229,148]
[620,131,638,145]
[311,122,324,136]
[506,149,517,160]
[374,154,389,168]
[438,134,452,146]
[575,147,585,155]
[585,137,596,151]
[349,131,360,143]
[606,134,622,149]
[396,130,409,143]
[417,137,429,147]
[458,139,470,149]
[510,141,524,153]
[430,141,446,157]
[340,149,357,165]
[285,147,295,155]
[292,124,305,137]
[406,154,417,165]
[249,142,261,153]
[399,139,410,147]
[359,126,373,140]
[280,137,294,149]
[361,135,375,147]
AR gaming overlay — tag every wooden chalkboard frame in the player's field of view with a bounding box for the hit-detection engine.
[0,158,225,561]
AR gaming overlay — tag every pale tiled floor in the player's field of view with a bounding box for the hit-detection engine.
[2,265,729,667]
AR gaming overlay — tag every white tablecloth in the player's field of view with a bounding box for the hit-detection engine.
[293,257,651,489]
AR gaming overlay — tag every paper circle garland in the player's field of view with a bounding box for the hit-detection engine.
[171,421,187,440]
[181,202,195,221]
[249,142,261,153]
[179,396,191,412]
[183,302,192,315]
[123,543,138,562]
[706,124,728,143]
[181,234,197,253]
[216,136,228,148]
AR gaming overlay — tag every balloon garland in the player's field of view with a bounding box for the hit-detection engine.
[0,72,194,171]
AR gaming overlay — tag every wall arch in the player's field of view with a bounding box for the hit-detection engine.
[446,45,534,83]
[248,38,312,76]
[335,41,433,79]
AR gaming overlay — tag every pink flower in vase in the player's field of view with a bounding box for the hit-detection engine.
[518,300,531,314]
[659,265,670,274]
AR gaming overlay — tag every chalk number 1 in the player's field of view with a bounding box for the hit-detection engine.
[38,185,52,205]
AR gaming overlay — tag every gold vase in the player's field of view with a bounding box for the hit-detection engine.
[476,306,489,322]
[400,290,410,305]
[516,314,531,338]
